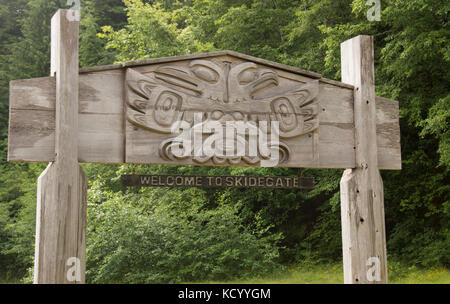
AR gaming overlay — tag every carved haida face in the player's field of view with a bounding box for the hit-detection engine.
[125,59,320,165]
[151,60,278,104]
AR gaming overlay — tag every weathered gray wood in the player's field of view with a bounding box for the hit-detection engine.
[35,163,87,283]
[376,96,401,170]
[340,35,388,284]
[7,58,400,169]
[8,70,125,164]
[33,9,86,284]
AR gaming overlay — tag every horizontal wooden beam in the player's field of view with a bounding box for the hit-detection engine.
[8,71,125,164]
[8,63,401,169]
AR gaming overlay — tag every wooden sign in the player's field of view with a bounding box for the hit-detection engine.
[121,174,315,189]
[7,9,402,284]
[8,48,401,170]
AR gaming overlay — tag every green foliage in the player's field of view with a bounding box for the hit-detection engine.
[186,261,450,284]
[79,8,116,67]
[79,0,130,66]
[86,177,280,283]
[95,0,450,270]
[313,0,450,266]
[420,95,450,167]
[0,155,45,278]
[0,0,448,283]
[98,0,215,62]
[0,0,65,280]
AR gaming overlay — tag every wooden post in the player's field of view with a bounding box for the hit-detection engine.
[34,9,87,284]
[340,35,388,284]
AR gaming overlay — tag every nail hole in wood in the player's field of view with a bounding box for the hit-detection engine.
[360,217,364,223]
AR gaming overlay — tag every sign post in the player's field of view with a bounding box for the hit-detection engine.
[340,36,388,284]
[7,9,401,284]
[33,10,86,284]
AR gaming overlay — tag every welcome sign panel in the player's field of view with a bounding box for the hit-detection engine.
[8,51,401,170]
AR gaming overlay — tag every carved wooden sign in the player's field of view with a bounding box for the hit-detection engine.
[8,51,401,170]
[126,64,319,167]
[121,174,315,189]
[7,11,402,284]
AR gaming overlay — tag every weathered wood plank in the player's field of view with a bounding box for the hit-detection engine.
[78,113,124,163]
[376,96,402,170]
[340,35,388,284]
[9,71,124,114]
[8,69,126,163]
[8,110,124,163]
[9,77,56,110]
[78,70,124,114]
[35,162,87,283]
[8,109,55,162]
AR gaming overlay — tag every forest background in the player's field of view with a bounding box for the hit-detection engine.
[0,0,448,283]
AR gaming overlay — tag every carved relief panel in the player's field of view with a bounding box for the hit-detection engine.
[125,55,323,167]
[8,53,401,169]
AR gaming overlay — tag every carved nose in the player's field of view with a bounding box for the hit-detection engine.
[250,70,278,95]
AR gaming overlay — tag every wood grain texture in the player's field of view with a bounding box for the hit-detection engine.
[8,71,125,163]
[8,54,400,169]
[33,9,86,284]
[340,35,388,284]
[34,163,87,283]
[376,96,401,170]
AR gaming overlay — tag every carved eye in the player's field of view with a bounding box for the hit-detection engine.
[192,66,219,83]
[154,91,181,126]
[238,69,257,84]
[271,97,298,132]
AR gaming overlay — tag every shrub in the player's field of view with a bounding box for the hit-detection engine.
[86,184,281,283]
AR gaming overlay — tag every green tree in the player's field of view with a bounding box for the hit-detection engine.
[0,0,65,279]
[1,0,448,282]
[98,0,450,267]
[79,0,127,67]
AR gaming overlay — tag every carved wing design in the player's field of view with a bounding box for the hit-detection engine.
[126,68,185,133]
[125,60,320,165]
